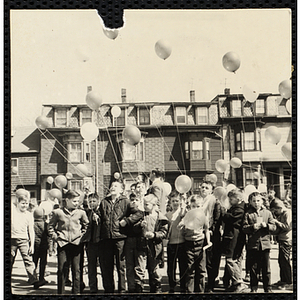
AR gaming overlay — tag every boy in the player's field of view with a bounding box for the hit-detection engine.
[243,192,276,293]
[222,189,246,293]
[165,190,187,293]
[180,195,210,293]
[32,206,49,289]
[82,193,101,293]
[270,199,292,290]
[11,194,38,285]
[138,194,169,293]
[99,180,142,293]
[48,190,89,295]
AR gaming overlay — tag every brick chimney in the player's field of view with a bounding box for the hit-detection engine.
[224,88,230,95]
[121,88,126,103]
[87,86,92,93]
[190,90,195,102]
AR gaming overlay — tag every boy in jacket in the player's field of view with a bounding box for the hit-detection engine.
[243,192,276,293]
[48,190,89,295]
[221,189,246,293]
[270,199,292,290]
[99,180,143,294]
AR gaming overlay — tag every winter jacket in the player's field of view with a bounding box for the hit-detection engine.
[137,211,169,260]
[147,179,167,211]
[99,194,143,240]
[48,207,89,247]
[274,209,292,242]
[34,218,49,250]
[82,207,101,244]
[242,206,276,251]
[222,201,246,258]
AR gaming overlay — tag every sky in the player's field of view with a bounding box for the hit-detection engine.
[11,9,291,128]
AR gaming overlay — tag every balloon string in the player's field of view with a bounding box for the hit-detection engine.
[37,128,110,191]
[171,103,187,175]
[16,174,25,189]
[143,103,183,175]
[241,162,291,178]
[45,129,69,154]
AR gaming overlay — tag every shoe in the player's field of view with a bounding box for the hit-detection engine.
[34,279,49,289]
[135,285,143,293]
[65,279,72,286]
[80,281,86,293]
[28,277,39,285]
[273,280,286,286]
[243,274,250,282]
[234,283,247,293]
[207,289,213,293]
[251,289,258,293]
[169,288,175,293]
[265,288,273,293]
[285,284,293,290]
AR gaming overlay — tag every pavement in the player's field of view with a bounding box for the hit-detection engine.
[11,243,293,295]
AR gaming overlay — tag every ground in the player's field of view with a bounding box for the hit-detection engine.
[11,244,293,295]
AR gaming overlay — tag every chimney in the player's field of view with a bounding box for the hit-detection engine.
[87,86,92,93]
[190,90,195,102]
[224,88,230,95]
[121,88,126,103]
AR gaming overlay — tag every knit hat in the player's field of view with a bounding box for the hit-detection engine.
[33,207,44,220]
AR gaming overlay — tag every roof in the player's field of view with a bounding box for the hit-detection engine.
[11,127,40,153]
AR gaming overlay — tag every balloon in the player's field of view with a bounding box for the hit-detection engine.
[215,159,229,173]
[11,166,18,175]
[49,188,62,200]
[286,99,292,114]
[253,171,260,179]
[183,208,206,230]
[281,143,292,161]
[278,80,291,99]
[230,157,242,168]
[80,122,99,141]
[243,83,259,103]
[163,182,172,196]
[257,184,267,194]
[222,52,241,73]
[226,184,237,193]
[54,175,68,189]
[35,115,49,130]
[66,172,73,180]
[15,188,29,199]
[111,106,122,118]
[76,164,89,177]
[114,172,120,180]
[39,200,53,215]
[47,176,54,184]
[244,184,257,195]
[86,91,102,111]
[103,28,119,40]
[122,125,141,146]
[208,174,218,184]
[175,175,192,194]
[265,126,281,145]
[155,40,172,60]
[213,186,227,199]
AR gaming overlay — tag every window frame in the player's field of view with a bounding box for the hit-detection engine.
[235,129,261,152]
[80,108,93,126]
[55,108,68,127]
[191,141,203,160]
[69,180,83,191]
[231,100,242,117]
[197,106,209,124]
[138,107,151,125]
[11,158,18,176]
[68,142,83,163]
[175,106,187,125]
[113,107,126,127]
[255,99,265,115]
[122,138,145,162]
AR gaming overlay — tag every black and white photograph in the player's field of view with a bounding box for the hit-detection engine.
[9,8,293,296]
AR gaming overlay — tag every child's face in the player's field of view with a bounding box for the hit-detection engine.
[130,197,138,208]
[135,183,146,197]
[110,182,123,196]
[272,207,282,216]
[66,196,80,209]
[200,183,213,198]
[88,198,99,210]
[229,196,240,206]
[170,197,180,210]
[144,201,154,212]
[250,196,263,210]
[190,200,201,209]
[17,199,29,212]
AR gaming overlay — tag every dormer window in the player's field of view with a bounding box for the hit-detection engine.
[81,109,92,125]
[55,108,67,127]
[138,107,150,125]
[113,107,126,126]
[231,100,242,117]
[255,99,265,115]
[175,106,187,124]
[197,107,208,124]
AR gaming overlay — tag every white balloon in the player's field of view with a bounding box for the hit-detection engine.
[243,83,259,103]
[281,143,292,161]
[286,99,292,114]
[265,126,281,145]
[155,40,172,60]
[103,28,119,40]
[244,184,257,195]
[226,184,237,192]
[86,91,102,111]
[111,106,121,118]
[257,184,267,194]
[278,80,291,99]
[80,122,99,141]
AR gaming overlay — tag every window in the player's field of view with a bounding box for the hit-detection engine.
[245,169,254,185]
[56,108,67,127]
[68,143,82,162]
[283,168,292,188]
[81,109,92,125]
[255,99,265,115]
[84,142,91,162]
[122,140,144,161]
[236,133,241,151]
[70,180,83,191]
[197,107,208,124]
[244,132,255,150]
[232,100,242,116]
[205,139,210,160]
[175,107,187,124]
[192,178,201,193]
[11,158,18,175]
[191,141,203,159]
[139,108,150,125]
[113,108,125,126]
[184,142,189,159]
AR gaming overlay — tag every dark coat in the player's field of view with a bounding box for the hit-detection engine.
[34,219,49,250]
[99,194,143,240]
[242,206,276,251]
[82,207,101,244]
[221,201,246,259]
